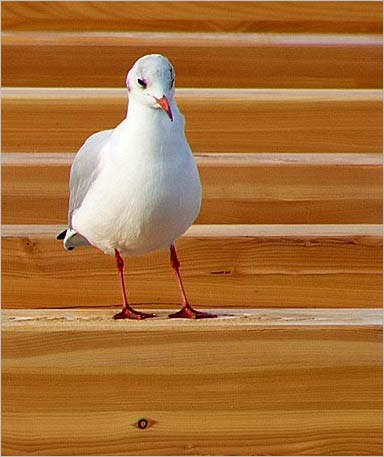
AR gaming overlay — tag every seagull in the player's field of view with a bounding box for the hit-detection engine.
[57,54,216,320]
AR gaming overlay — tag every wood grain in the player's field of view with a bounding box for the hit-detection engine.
[2,308,382,456]
[2,31,382,88]
[4,2,382,455]
[2,88,382,153]
[2,153,382,225]
[2,1,382,33]
[2,224,382,309]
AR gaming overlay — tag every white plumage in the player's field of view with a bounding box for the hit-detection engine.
[63,54,201,256]
[58,54,216,320]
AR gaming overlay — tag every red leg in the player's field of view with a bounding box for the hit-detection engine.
[168,244,216,319]
[113,249,155,320]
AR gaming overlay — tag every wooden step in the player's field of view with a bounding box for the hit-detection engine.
[2,153,382,225]
[2,224,382,309]
[2,88,382,153]
[3,1,382,33]
[2,308,382,456]
[2,31,382,88]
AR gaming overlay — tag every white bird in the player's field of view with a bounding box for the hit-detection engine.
[57,54,216,320]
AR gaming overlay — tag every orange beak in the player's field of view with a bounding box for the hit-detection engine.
[154,95,173,121]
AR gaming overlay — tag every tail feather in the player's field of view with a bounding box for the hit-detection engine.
[56,229,67,240]
[56,228,90,250]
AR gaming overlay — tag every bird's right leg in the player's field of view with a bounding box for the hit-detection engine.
[168,244,217,319]
[113,249,156,320]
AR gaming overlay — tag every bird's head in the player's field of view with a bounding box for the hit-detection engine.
[126,54,175,122]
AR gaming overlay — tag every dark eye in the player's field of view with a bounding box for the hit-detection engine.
[169,68,175,89]
[137,78,147,88]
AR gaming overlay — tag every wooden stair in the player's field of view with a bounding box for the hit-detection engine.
[2,88,383,153]
[2,224,382,309]
[2,2,382,455]
[3,152,382,224]
[3,308,382,456]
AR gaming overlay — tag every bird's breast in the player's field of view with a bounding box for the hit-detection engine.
[72,148,201,256]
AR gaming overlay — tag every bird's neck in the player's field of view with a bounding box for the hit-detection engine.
[111,100,187,161]
[126,99,180,129]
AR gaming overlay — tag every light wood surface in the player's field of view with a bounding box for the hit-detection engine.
[2,153,382,225]
[2,224,382,309]
[2,88,382,153]
[3,1,382,33]
[3,2,383,455]
[2,308,382,456]
[2,31,382,88]
[4,307,382,327]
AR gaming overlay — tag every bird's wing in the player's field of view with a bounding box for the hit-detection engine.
[68,129,113,226]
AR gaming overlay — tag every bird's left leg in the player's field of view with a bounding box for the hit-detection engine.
[113,249,156,320]
[168,243,217,319]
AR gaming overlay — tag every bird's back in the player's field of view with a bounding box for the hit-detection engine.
[69,129,113,225]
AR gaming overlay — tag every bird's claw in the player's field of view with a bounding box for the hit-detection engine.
[168,306,217,319]
[114,308,156,320]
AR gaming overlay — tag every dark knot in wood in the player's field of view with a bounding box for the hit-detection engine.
[137,418,149,430]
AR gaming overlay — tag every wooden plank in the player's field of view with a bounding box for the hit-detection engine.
[2,1,382,33]
[2,308,382,456]
[2,31,382,88]
[2,224,382,309]
[2,88,382,153]
[4,308,382,327]
[2,153,382,225]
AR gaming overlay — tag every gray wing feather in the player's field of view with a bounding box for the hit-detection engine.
[68,129,113,226]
